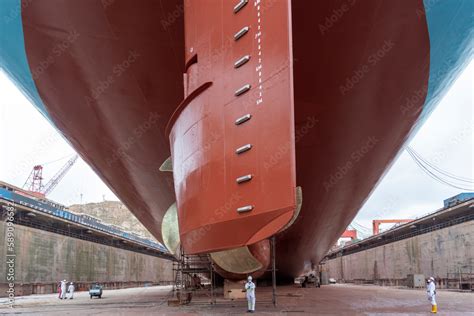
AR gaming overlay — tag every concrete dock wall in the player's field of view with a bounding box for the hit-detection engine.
[0,221,173,296]
[325,221,473,287]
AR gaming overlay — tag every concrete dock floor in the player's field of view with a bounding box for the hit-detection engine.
[1,284,473,315]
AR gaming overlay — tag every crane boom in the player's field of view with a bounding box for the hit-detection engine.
[42,154,79,196]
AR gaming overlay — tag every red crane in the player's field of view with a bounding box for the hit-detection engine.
[372,219,412,235]
[23,165,44,193]
[23,155,79,198]
[341,229,357,240]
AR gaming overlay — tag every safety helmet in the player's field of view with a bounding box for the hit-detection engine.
[429,277,435,282]
[247,276,252,282]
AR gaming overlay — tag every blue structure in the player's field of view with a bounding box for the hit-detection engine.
[443,193,474,208]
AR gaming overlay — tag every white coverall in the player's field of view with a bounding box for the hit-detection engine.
[427,281,436,306]
[60,281,67,299]
[67,283,75,299]
[245,281,256,312]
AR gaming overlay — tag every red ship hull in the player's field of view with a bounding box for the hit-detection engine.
[2,0,470,278]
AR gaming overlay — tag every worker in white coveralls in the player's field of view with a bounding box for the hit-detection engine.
[60,279,67,299]
[67,282,75,299]
[244,276,256,313]
[426,276,437,313]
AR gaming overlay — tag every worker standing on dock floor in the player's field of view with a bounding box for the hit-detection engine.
[59,280,67,300]
[67,282,75,299]
[245,276,256,313]
[427,277,437,313]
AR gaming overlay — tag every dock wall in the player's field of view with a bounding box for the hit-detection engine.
[0,221,173,297]
[324,221,473,288]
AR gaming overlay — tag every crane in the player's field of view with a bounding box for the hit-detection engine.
[372,219,412,235]
[341,229,357,240]
[23,154,79,198]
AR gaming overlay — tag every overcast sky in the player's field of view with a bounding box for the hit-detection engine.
[0,61,472,236]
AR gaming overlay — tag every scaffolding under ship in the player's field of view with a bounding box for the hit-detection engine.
[0,0,472,279]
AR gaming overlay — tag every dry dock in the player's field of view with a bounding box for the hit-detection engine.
[1,284,473,315]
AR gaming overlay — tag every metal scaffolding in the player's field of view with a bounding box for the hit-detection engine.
[171,237,279,307]
[172,247,216,305]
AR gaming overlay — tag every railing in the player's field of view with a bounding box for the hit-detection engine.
[0,186,168,254]
[327,214,473,259]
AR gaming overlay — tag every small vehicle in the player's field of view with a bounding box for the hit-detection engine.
[89,284,103,299]
[294,271,321,288]
[328,278,337,284]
